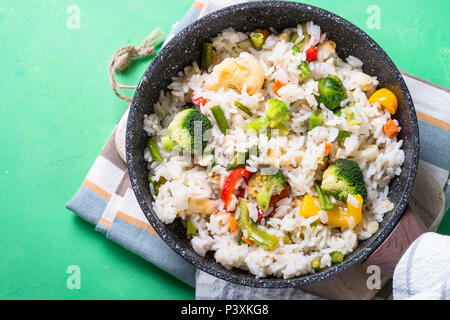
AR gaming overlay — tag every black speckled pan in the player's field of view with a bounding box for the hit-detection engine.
[126,1,419,287]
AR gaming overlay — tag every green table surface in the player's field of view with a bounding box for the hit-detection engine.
[0,0,449,300]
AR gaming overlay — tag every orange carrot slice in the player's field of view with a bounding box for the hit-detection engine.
[273,80,286,97]
[241,235,254,246]
[383,119,399,137]
[324,143,332,156]
[229,216,239,233]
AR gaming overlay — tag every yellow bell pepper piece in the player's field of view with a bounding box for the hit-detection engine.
[327,194,363,228]
[299,194,363,228]
[369,88,398,114]
[298,194,321,217]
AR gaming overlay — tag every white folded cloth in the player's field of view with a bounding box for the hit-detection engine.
[393,232,450,299]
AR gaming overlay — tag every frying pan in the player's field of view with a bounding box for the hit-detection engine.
[126,1,419,287]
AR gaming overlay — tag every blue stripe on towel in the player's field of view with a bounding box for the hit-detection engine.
[65,186,108,225]
[95,222,109,235]
[106,217,196,287]
[441,280,448,300]
[418,120,450,171]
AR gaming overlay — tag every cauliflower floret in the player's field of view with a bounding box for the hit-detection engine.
[352,71,377,94]
[205,52,264,95]
[186,198,218,215]
[317,40,336,62]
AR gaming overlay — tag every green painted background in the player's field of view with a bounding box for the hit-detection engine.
[0,0,448,300]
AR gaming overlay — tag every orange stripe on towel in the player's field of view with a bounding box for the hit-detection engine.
[416,111,450,131]
[82,179,112,201]
[192,1,204,11]
[99,218,112,228]
[116,211,159,237]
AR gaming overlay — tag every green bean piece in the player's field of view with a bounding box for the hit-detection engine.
[210,105,229,134]
[290,32,299,43]
[148,176,166,195]
[311,259,321,271]
[186,216,198,236]
[147,138,163,162]
[297,61,311,79]
[237,198,279,250]
[226,145,259,171]
[314,182,334,211]
[234,101,254,116]
[201,42,213,71]
[337,130,350,144]
[330,251,345,263]
[227,151,247,171]
[289,32,300,54]
[308,110,323,131]
[297,22,309,52]
[250,32,265,50]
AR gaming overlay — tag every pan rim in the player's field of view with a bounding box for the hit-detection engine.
[126,0,419,288]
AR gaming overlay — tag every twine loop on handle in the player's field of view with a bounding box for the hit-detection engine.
[108,28,164,102]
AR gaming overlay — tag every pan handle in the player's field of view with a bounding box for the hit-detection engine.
[363,208,425,276]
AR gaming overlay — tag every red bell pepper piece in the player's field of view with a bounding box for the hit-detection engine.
[221,168,253,211]
[305,45,318,62]
[191,92,209,107]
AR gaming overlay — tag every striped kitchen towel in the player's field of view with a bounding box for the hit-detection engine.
[65,118,197,286]
[393,232,450,299]
[65,0,450,296]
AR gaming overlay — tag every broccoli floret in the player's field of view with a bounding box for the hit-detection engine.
[163,108,212,153]
[245,99,290,133]
[321,159,367,201]
[265,99,290,127]
[316,76,347,111]
[248,169,286,211]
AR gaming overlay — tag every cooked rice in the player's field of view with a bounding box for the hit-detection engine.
[143,23,404,279]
